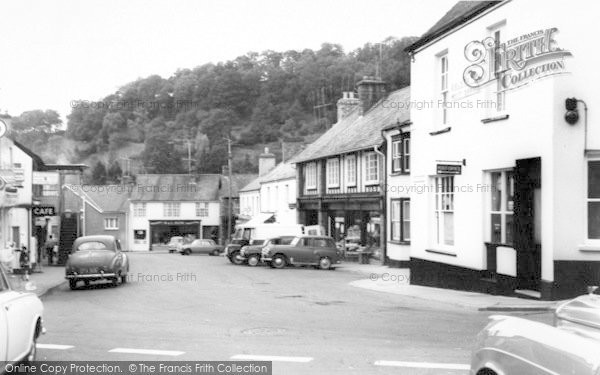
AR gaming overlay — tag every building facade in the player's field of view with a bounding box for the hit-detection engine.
[292,79,410,261]
[406,0,600,299]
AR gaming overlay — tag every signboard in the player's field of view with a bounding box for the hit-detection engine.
[32,206,56,216]
[437,164,462,175]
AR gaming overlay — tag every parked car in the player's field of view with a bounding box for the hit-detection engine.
[261,235,341,270]
[240,236,295,266]
[65,235,130,290]
[470,287,600,375]
[179,239,223,256]
[167,236,185,253]
[0,264,45,363]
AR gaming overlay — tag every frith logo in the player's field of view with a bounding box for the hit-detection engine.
[463,27,572,90]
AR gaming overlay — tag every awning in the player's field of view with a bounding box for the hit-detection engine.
[240,213,275,227]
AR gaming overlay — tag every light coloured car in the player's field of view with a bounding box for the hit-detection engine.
[167,236,185,253]
[65,235,130,290]
[179,239,223,256]
[0,264,45,364]
[471,287,600,375]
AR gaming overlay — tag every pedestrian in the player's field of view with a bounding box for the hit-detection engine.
[45,235,58,265]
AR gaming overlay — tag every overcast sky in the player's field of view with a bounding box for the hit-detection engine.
[0,0,456,121]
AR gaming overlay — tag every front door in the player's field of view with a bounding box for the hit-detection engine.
[514,157,541,291]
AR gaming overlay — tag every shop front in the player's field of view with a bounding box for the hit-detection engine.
[149,220,201,245]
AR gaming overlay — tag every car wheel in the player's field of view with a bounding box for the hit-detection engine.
[247,254,260,267]
[111,276,120,287]
[211,249,220,256]
[69,279,77,290]
[271,254,287,269]
[185,249,192,256]
[318,257,332,270]
[24,329,38,363]
[121,273,127,284]
[231,251,244,265]
[84,280,90,287]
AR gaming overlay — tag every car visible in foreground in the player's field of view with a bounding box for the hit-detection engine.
[225,239,250,265]
[65,235,130,290]
[167,236,185,253]
[240,236,295,266]
[261,235,341,270]
[471,287,600,375]
[179,239,223,256]
[0,264,44,364]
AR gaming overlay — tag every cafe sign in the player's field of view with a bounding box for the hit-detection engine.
[32,206,56,217]
[463,27,572,91]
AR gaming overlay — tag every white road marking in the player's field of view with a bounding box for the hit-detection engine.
[36,344,74,350]
[231,354,313,363]
[374,360,470,371]
[109,348,185,356]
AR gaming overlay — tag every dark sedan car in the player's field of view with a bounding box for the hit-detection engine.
[179,239,223,256]
[65,235,129,290]
[261,235,341,270]
[240,236,295,266]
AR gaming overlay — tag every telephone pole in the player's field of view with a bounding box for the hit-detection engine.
[225,137,233,242]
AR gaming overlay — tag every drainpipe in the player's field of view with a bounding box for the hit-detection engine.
[373,144,386,265]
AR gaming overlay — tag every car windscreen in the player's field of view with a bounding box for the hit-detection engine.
[77,241,112,251]
[272,237,294,245]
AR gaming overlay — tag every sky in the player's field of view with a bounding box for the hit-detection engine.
[0,0,456,122]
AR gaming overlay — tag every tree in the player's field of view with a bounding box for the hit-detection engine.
[107,161,123,183]
[91,161,107,184]
[142,118,183,173]
[12,110,62,132]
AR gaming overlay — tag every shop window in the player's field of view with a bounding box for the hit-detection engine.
[489,170,514,244]
[365,152,379,183]
[434,176,454,246]
[391,133,410,174]
[133,203,146,217]
[163,202,180,217]
[346,154,357,186]
[104,218,118,230]
[391,198,410,242]
[305,162,317,190]
[588,161,600,239]
[326,158,340,187]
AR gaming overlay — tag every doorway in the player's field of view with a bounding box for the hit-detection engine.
[514,157,541,291]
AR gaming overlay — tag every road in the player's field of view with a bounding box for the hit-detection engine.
[37,253,553,375]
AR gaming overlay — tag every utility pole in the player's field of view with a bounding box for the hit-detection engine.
[183,140,193,175]
[225,137,233,243]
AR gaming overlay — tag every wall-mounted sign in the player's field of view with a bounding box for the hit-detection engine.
[134,229,147,240]
[32,206,56,216]
[463,27,572,91]
[437,164,462,175]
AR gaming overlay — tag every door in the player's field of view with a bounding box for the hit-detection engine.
[11,227,20,248]
[514,157,541,291]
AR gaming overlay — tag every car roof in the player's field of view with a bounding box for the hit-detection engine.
[73,235,116,249]
[296,235,334,240]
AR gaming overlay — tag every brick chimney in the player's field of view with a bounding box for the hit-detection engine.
[336,92,361,122]
[357,76,386,114]
[258,147,276,176]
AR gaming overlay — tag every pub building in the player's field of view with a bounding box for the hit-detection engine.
[405,0,600,299]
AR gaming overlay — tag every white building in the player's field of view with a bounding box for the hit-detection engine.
[259,162,297,225]
[128,174,222,251]
[406,0,600,299]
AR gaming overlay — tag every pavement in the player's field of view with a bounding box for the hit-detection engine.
[15,255,561,312]
[6,263,66,298]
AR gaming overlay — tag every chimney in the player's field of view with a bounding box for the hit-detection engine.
[258,147,276,176]
[357,76,386,114]
[336,91,361,122]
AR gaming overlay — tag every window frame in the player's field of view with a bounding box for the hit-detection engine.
[488,170,514,245]
[346,154,357,187]
[196,202,209,217]
[390,198,410,243]
[365,152,379,184]
[391,133,410,174]
[104,217,119,230]
[133,202,146,217]
[326,157,340,188]
[433,176,454,247]
[305,162,317,190]
[439,53,449,125]
[163,202,181,217]
[587,160,600,241]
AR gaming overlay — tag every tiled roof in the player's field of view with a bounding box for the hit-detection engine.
[130,174,221,202]
[406,1,502,53]
[239,162,296,193]
[290,87,410,163]
[82,185,130,212]
[220,174,258,197]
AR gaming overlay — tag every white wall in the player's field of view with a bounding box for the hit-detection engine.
[408,0,600,281]
[128,200,220,251]
[239,190,260,218]
[260,178,297,225]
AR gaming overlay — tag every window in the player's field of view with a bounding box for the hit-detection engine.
[346,154,357,186]
[588,161,600,239]
[285,184,291,203]
[104,218,118,230]
[133,203,146,217]
[326,158,340,187]
[489,170,514,244]
[440,53,449,125]
[196,202,209,217]
[163,202,180,217]
[365,152,379,183]
[434,176,454,246]
[391,133,410,174]
[391,198,410,242]
[305,162,317,190]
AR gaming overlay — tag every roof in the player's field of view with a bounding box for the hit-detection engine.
[131,174,221,202]
[240,163,295,193]
[405,1,502,53]
[82,185,131,212]
[290,87,410,163]
[219,173,258,198]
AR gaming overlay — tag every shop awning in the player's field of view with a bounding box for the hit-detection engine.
[241,213,276,227]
